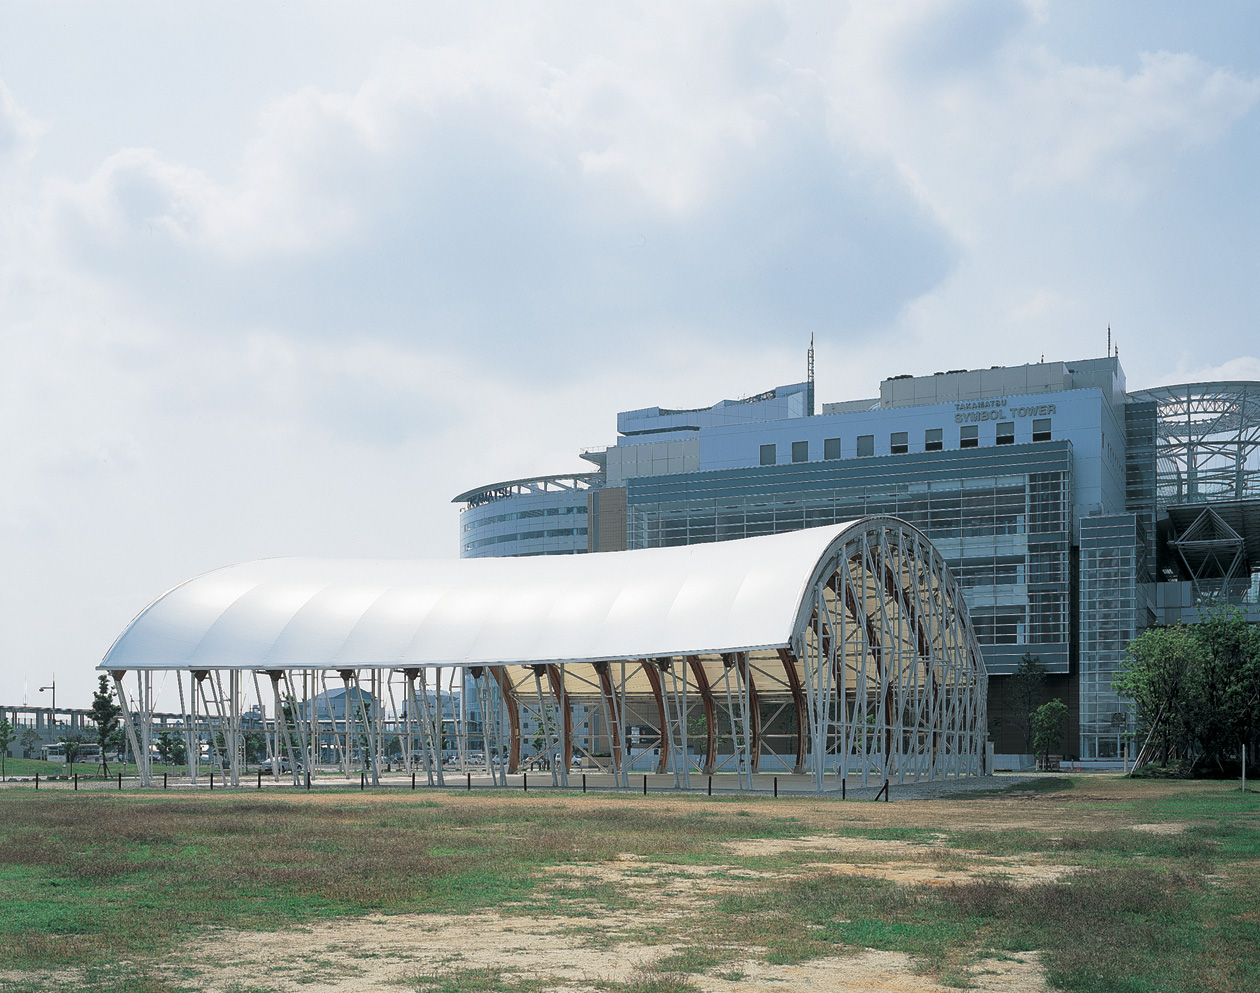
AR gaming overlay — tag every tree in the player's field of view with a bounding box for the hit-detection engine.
[155,730,187,768]
[687,713,709,760]
[60,734,84,772]
[1118,605,1260,774]
[88,674,123,777]
[243,731,267,765]
[1031,699,1069,765]
[1116,624,1201,766]
[20,726,40,759]
[1009,654,1047,753]
[0,717,16,780]
[1189,602,1260,774]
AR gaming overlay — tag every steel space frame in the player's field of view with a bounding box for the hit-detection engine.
[106,521,986,793]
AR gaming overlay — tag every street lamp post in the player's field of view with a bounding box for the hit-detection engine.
[39,676,56,733]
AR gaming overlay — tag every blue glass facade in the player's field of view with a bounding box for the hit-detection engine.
[455,359,1260,763]
[624,444,1073,676]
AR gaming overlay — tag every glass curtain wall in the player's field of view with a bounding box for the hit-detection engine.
[627,461,1071,674]
[1078,514,1154,760]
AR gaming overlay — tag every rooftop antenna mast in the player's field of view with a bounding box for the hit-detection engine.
[807,333,815,416]
[1107,324,1111,357]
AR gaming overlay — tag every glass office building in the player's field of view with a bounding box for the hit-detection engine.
[454,474,599,558]
[455,358,1260,763]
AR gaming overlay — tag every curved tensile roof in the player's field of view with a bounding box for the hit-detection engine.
[100,522,895,672]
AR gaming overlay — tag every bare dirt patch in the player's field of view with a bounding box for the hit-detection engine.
[155,914,1048,993]
[1132,821,1188,835]
[705,950,1047,992]
[170,911,668,991]
[138,831,1062,992]
[722,833,1075,886]
[723,834,938,858]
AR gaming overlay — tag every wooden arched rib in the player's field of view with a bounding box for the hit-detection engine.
[489,666,522,773]
[545,664,574,770]
[686,656,717,774]
[640,660,669,775]
[594,661,623,772]
[776,648,808,774]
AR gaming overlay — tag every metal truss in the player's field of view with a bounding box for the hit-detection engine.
[1129,381,1260,508]
[107,519,987,792]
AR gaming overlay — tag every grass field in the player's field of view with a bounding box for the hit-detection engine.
[0,758,185,780]
[0,776,1256,992]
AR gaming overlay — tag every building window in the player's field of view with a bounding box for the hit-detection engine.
[890,431,908,455]
[1033,418,1052,442]
[759,443,776,466]
[960,425,978,449]
[996,421,1014,445]
[856,435,875,457]
[824,437,841,460]
[792,440,808,463]
[925,428,943,451]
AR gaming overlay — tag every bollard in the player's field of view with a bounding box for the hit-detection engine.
[210,772,214,791]
[582,773,586,793]
[164,772,168,790]
[35,773,39,790]
[774,776,778,798]
[884,779,890,802]
[523,773,527,792]
[412,772,416,790]
[467,772,471,792]
[841,778,846,800]
[643,774,647,796]
[74,773,78,791]
[708,775,712,796]
[305,771,311,791]
[118,771,122,791]
[257,769,262,790]
[361,771,365,790]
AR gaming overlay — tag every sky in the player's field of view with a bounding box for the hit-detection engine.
[2,1,1258,709]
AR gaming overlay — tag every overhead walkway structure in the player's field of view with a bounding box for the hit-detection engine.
[99,518,988,793]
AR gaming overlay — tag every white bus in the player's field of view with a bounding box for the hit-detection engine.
[41,742,104,763]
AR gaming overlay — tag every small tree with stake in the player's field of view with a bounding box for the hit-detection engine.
[0,717,16,781]
[89,674,123,777]
[1032,698,1069,769]
[60,734,84,773]
[155,730,187,768]
[1009,654,1047,754]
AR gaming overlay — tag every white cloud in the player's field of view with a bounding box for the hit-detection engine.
[39,21,953,370]
[1151,355,1260,389]
[0,78,43,162]
[830,1,1260,232]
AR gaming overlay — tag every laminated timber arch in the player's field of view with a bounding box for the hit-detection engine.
[99,518,987,792]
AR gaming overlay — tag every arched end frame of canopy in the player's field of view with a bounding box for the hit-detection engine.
[104,519,987,793]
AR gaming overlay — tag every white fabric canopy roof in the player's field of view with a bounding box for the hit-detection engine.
[101,523,862,671]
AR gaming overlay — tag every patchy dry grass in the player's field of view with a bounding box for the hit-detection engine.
[0,777,1256,992]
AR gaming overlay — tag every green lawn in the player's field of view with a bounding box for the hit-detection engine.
[0,758,182,780]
